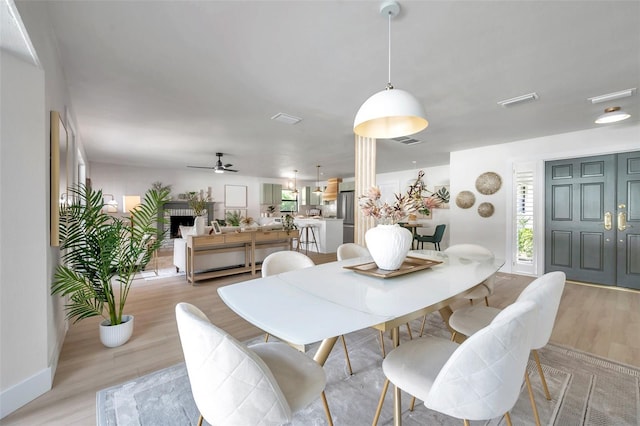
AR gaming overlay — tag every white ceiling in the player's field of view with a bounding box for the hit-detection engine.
[15,1,640,181]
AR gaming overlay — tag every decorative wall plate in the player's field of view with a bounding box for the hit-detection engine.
[455,191,476,209]
[475,172,502,195]
[477,202,495,218]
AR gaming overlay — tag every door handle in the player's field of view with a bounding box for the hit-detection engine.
[618,211,627,231]
[604,212,612,231]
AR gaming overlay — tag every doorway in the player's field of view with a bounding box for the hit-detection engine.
[545,151,640,289]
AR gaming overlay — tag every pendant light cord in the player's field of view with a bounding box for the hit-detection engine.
[387,11,393,89]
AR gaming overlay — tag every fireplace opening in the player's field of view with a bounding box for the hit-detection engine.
[170,215,195,238]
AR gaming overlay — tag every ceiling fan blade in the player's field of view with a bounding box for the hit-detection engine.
[187,165,215,169]
[225,168,239,172]
[224,163,233,168]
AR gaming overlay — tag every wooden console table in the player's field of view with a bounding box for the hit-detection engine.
[185,229,299,284]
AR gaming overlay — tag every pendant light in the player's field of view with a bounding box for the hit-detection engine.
[292,170,299,194]
[313,165,323,194]
[595,106,631,124]
[353,0,428,139]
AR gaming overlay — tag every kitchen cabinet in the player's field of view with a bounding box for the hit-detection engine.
[301,186,322,205]
[260,183,283,205]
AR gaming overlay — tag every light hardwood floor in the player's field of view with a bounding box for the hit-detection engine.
[3,250,639,425]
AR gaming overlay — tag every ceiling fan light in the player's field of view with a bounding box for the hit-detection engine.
[214,168,224,174]
[354,88,428,139]
[595,106,630,124]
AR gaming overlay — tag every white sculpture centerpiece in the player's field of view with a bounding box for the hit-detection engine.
[359,171,428,270]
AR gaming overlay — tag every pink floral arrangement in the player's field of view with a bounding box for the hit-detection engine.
[358,170,449,222]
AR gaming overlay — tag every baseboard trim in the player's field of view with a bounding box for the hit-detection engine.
[567,279,640,293]
[0,367,52,419]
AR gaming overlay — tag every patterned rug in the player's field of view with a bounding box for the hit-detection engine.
[96,314,640,425]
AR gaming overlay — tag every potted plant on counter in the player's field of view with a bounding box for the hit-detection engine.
[52,184,170,347]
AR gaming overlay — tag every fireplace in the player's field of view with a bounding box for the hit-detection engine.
[170,215,194,238]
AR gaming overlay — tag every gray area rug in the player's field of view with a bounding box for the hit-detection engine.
[97,314,640,425]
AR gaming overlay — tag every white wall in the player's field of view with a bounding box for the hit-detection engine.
[375,165,451,249]
[450,124,640,273]
[1,2,83,417]
[0,52,50,417]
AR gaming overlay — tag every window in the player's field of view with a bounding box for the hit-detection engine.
[513,164,536,274]
[280,189,298,213]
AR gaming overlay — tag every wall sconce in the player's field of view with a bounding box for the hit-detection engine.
[103,194,119,213]
[122,195,141,213]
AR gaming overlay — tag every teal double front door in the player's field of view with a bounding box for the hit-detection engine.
[545,151,640,289]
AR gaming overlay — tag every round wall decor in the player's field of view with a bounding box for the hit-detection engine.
[477,202,495,218]
[475,172,502,195]
[455,191,476,209]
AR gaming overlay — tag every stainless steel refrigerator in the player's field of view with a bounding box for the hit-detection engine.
[338,191,354,243]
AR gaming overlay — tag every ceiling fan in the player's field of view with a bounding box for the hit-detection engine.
[188,152,238,173]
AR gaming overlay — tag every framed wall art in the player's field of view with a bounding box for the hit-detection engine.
[224,184,247,208]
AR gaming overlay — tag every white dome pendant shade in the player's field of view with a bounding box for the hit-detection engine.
[353,0,428,139]
[354,85,428,138]
[595,106,631,124]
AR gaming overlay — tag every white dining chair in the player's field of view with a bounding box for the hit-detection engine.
[262,250,353,375]
[373,299,538,426]
[336,242,370,261]
[175,302,333,426]
[444,244,496,306]
[337,243,414,358]
[448,271,566,426]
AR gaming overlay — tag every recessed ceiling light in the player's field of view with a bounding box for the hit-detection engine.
[271,113,302,125]
[497,92,539,107]
[587,88,636,104]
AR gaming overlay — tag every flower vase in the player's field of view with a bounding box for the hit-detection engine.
[194,216,205,235]
[365,223,413,270]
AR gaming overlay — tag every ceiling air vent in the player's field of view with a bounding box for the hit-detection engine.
[390,136,422,145]
[270,112,302,125]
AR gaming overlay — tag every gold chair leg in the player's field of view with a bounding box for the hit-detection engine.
[409,396,417,411]
[340,335,353,375]
[320,391,333,426]
[372,378,390,426]
[379,330,386,358]
[533,349,551,400]
[264,332,270,342]
[525,372,541,426]
[463,420,470,426]
[197,414,204,426]
[504,412,513,426]
[405,322,413,340]
[419,314,427,337]
[450,331,457,342]
[484,296,489,306]
[469,299,474,305]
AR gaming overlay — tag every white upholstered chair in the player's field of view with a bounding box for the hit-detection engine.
[448,271,566,425]
[336,243,370,261]
[373,300,538,426]
[336,243,414,358]
[444,244,496,306]
[262,251,353,375]
[175,302,333,426]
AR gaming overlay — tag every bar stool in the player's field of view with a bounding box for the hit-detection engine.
[298,223,319,254]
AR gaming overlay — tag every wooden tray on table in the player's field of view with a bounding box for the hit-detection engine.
[343,256,442,278]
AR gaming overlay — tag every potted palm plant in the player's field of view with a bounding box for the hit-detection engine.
[52,184,170,347]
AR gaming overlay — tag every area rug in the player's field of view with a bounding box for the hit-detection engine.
[96,314,640,425]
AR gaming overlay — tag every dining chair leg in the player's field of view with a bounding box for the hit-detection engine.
[264,332,270,342]
[463,420,470,426]
[469,299,474,305]
[197,414,204,426]
[533,349,551,400]
[405,322,413,340]
[320,390,334,426]
[340,335,353,375]
[525,371,541,426]
[378,330,386,358]
[409,396,417,411]
[419,314,428,337]
[372,378,390,426]
[484,296,489,306]
[450,331,457,341]
[504,412,513,426]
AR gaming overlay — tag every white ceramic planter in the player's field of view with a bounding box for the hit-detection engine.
[99,315,134,348]
[194,216,205,235]
[365,224,412,270]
